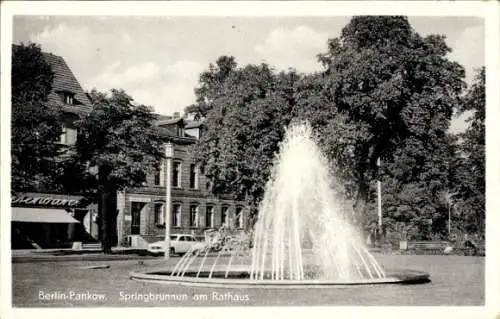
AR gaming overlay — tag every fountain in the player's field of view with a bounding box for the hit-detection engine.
[130,122,430,288]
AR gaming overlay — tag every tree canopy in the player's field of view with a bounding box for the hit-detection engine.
[187,60,301,221]
[185,55,238,120]
[186,16,480,241]
[75,89,166,252]
[11,43,64,193]
[76,89,166,189]
[12,16,485,247]
[312,16,465,223]
[452,68,485,235]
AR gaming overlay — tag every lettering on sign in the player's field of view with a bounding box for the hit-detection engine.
[12,196,81,207]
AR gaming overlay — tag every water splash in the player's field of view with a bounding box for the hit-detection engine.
[169,121,385,281]
[250,122,385,281]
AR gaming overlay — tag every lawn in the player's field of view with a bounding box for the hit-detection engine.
[12,254,484,307]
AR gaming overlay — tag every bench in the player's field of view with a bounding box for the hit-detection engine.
[406,241,450,254]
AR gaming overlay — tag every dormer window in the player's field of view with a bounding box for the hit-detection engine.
[64,92,74,105]
[59,91,75,105]
[158,117,185,137]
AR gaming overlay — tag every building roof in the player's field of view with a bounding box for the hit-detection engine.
[185,120,204,129]
[156,117,185,126]
[41,52,93,115]
[156,126,197,145]
[153,114,204,142]
[156,114,173,121]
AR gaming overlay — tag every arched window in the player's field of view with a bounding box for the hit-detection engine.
[173,162,182,187]
[206,205,214,228]
[172,203,181,227]
[189,204,199,227]
[154,202,165,226]
[189,164,199,189]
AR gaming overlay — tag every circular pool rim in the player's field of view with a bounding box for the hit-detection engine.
[130,268,430,288]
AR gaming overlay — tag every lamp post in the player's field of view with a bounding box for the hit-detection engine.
[446,193,456,240]
[448,202,451,238]
[377,157,382,229]
[164,142,174,260]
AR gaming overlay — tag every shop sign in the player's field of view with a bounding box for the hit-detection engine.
[12,196,81,207]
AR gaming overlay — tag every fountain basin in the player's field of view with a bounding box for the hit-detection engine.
[130,267,430,288]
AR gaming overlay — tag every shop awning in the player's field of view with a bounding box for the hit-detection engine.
[11,207,80,223]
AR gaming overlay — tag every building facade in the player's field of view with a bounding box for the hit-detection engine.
[12,46,249,249]
[117,117,249,246]
[11,47,97,248]
[11,193,98,248]
[41,50,94,143]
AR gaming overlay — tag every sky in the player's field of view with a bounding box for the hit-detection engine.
[13,16,484,132]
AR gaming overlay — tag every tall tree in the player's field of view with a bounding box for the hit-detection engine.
[313,16,465,223]
[453,67,485,236]
[185,55,238,120]
[76,89,166,253]
[11,43,63,193]
[380,133,459,240]
[187,60,301,222]
[186,17,467,235]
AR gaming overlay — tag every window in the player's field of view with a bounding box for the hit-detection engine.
[173,162,181,187]
[154,162,165,186]
[189,205,199,227]
[60,126,67,144]
[177,124,184,137]
[235,207,243,229]
[65,94,73,105]
[62,92,75,105]
[60,126,77,145]
[206,206,214,228]
[154,203,164,226]
[221,206,228,226]
[189,164,198,189]
[172,204,181,227]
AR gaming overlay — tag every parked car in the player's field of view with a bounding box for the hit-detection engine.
[147,234,207,256]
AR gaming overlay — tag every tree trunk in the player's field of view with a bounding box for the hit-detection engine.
[353,181,369,227]
[98,166,118,254]
[99,186,118,254]
[353,155,370,227]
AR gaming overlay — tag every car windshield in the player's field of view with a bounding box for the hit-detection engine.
[170,236,177,240]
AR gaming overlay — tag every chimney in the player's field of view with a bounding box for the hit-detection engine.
[173,112,180,118]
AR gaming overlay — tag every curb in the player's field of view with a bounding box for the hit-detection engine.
[12,254,160,263]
